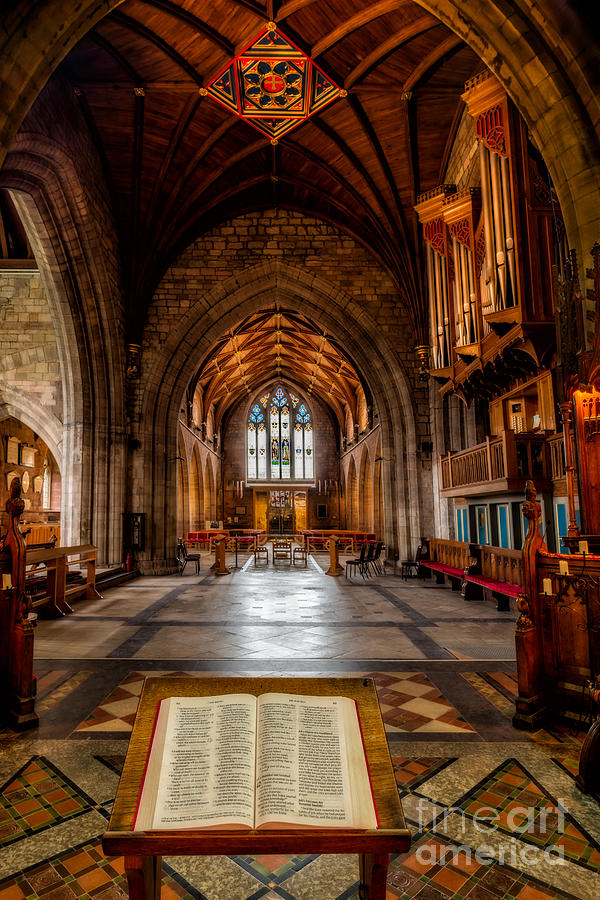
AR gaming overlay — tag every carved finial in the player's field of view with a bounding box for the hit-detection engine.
[199,87,208,96]
[6,477,25,517]
[266,21,277,32]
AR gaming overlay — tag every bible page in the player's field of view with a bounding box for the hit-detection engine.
[135,694,257,830]
[254,693,376,829]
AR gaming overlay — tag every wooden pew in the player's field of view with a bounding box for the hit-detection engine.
[463,546,523,610]
[420,538,476,590]
[25,544,102,618]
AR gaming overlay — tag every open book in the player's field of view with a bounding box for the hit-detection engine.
[134,692,378,831]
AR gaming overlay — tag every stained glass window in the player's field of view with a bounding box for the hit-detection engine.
[247,385,314,480]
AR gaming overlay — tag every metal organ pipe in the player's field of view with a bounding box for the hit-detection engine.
[500,155,516,305]
[479,142,497,312]
[489,149,507,309]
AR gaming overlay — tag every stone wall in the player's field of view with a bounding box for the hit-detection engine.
[0,270,62,423]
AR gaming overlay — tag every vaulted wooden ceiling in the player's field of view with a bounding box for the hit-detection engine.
[53,0,481,343]
[191,307,367,429]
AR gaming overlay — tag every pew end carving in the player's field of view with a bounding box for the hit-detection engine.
[0,478,38,730]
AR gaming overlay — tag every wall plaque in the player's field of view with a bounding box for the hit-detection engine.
[6,437,19,464]
[20,445,36,467]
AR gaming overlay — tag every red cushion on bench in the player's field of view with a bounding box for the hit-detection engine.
[421,561,463,578]
[465,574,521,597]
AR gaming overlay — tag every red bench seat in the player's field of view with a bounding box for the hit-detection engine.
[465,574,521,597]
[421,561,463,579]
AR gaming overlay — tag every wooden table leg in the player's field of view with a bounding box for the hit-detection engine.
[124,855,162,900]
[359,852,389,899]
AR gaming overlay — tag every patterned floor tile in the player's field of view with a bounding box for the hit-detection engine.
[94,756,126,777]
[36,671,94,714]
[74,672,195,734]
[0,758,104,847]
[233,854,316,885]
[0,838,204,900]
[380,832,578,899]
[452,759,600,872]
[368,673,475,733]
[392,758,457,794]
[462,672,588,749]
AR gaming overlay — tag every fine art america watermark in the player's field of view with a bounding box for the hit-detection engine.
[413,796,568,867]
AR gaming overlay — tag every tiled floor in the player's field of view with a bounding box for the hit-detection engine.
[1,554,598,899]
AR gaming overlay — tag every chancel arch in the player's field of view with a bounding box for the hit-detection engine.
[135,251,422,571]
[346,457,358,531]
[189,445,204,531]
[359,447,374,532]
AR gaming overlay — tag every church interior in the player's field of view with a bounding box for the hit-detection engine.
[1,1,600,898]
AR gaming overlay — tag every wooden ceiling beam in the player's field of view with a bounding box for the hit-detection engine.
[312,0,409,59]
[88,32,141,83]
[310,116,404,264]
[283,137,397,263]
[276,0,317,20]
[138,0,234,55]
[111,12,203,84]
[346,94,418,291]
[403,35,463,92]
[139,91,202,270]
[344,17,435,90]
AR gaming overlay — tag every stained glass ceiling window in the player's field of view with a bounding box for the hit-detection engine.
[202,22,346,143]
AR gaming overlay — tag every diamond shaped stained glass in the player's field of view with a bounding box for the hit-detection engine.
[203,23,345,141]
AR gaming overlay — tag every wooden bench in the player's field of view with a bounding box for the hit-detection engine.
[420,539,475,590]
[463,546,523,611]
[25,544,102,617]
[422,539,522,610]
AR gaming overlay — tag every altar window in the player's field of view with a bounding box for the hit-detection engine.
[247,387,314,481]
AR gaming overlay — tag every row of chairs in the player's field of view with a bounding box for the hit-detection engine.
[345,541,384,579]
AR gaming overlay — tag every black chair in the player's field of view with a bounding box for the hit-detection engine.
[345,542,368,579]
[177,540,201,575]
[362,541,376,578]
[369,541,385,576]
[400,542,426,580]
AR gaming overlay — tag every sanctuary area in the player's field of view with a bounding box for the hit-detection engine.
[1,2,600,899]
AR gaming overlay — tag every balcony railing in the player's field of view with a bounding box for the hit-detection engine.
[440,430,554,496]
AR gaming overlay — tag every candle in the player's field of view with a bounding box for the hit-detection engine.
[559,560,569,576]
[579,540,589,554]
[542,578,552,596]
[2,574,12,590]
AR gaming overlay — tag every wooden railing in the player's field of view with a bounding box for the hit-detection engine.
[440,430,553,495]
[299,530,377,553]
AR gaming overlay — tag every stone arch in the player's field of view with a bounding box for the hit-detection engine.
[359,446,374,531]
[0,1,598,259]
[204,456,216,523]
[135,259,420,570]
[347,457,358,531]
[0,387,63,471]
[374,436,383,540]
[189,445,204,530]
[0,115,126,563]
[176,433,190,540]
